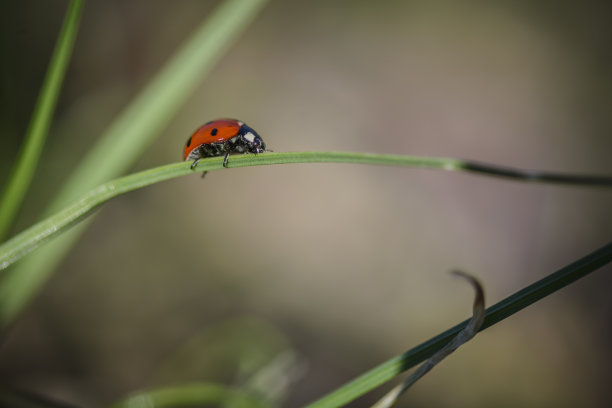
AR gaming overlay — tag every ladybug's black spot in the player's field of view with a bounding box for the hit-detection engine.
[210,128,218,136]
[186,136,192,147]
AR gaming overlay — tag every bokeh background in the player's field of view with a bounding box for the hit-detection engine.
[1,1,612,406]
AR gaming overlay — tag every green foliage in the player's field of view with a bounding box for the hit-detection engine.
[0,0,270,328]
[303,241,612,408]
[1,1,611,407]
[0,0,84,240]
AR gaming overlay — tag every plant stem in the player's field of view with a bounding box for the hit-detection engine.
[2,151,611,274]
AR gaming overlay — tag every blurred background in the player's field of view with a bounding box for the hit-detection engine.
[1,0,612,406]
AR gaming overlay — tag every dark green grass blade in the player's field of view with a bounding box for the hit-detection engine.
[302,240,612,408]
[0,0,84,240]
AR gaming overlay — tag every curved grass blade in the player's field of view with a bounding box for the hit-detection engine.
[0,0,84,240]
[371,271,485,408]
[2,151,611,276]
[303,240,612,408]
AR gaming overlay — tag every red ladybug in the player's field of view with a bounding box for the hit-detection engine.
[183,119,266,169]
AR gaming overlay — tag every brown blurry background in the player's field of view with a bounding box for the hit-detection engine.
[1,1,611,407]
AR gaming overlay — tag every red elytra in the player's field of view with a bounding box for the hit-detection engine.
[183,119,267,170]
[183,119,244,161]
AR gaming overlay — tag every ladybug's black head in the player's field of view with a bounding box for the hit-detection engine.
[239,124,266,154]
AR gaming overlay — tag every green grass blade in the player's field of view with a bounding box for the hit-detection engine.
[0,0,84,240]
[2,151,611,274]
[302,240,612,408]
[110,383,270,408]
[0,153,454,273]
[0,0,269,327]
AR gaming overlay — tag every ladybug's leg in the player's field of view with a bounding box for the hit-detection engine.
[222,152,230,168]
[190,158,201,170]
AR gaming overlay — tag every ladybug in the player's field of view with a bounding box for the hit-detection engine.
[183,119,266,170]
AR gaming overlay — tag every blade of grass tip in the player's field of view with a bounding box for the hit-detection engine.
[0,0,84,241]
[371,271,485,408]
[303,241,612,408]
[460,160,612,186]
[110,383,270,408]
[0,0,270,328]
